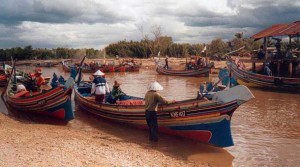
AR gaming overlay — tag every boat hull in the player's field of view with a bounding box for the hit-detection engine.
[5,87,74,121]
[75,85,241,147]
[156,67,210,77]
[228,61,300,90]
[63,64,140,73]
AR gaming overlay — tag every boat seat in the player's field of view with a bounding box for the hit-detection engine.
[78,86,91,95]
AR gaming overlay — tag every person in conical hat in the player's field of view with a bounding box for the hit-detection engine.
[144,81,175,142]
[91,70,109,103]
[147,81,163,91]
[93,70,105,76]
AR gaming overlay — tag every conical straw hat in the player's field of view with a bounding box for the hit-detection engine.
[148,81,163,91]
[93,70,105,76]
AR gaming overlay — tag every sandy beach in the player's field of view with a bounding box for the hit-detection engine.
[0,110,223,167]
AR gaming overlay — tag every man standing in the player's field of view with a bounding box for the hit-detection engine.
[144,81,175,142]
[163,57,169,69]
[91,70,110,103]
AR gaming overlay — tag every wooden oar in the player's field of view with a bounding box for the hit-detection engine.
[75,56,86,84]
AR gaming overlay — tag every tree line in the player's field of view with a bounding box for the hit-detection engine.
[0,46,105,61]
[1,31,297,61]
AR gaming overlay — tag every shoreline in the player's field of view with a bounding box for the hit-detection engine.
[1,111,225,167]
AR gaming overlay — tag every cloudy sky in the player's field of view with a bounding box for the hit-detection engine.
[0,0,299,49]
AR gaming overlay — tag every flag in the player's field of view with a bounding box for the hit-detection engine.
[201,46,207,53]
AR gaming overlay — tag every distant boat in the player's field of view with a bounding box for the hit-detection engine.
[156,66,211,77]
[62,63,140,73]
[74,81,254,147]
[34,62,59,67]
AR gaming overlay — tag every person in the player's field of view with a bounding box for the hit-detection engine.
[26,73,38,92]
[50,73,59,88]
[274,39,282,58]
[264,63,272,76]
[14,84,29,97]
[200,58,207,67]
[257,45,265,59]
[16,84,27,93]
[35,69,45,91]
[144,81,175,142]
[58,76,66,85]
[91,70,110,103]
[111,81,127,101]
[163,57,169,69]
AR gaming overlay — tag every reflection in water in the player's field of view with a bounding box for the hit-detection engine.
[1,65,300,167]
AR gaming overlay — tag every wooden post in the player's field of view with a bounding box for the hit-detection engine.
[264,37,268,60]
[277,62,280,76]
[289,62,293,77]
[252,62,256,72]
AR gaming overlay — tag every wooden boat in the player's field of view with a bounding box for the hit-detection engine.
[34,62,59,67]
[0,74,7,86]
[1,66,74,121]
[62,63,140,73]
[228,59,300,90]
[156,66,211,77]
[74,82,254,147]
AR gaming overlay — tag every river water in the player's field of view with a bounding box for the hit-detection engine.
[1,65,300,167]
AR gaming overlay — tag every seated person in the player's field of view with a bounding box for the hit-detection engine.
[14,84,29,97]
[51,73,59,88]
[16,84,27,93]
[26,73,38,92]
[264,63,272,76]
[257,45,265,59]
[110,81,128,101]
[58,76,66,85]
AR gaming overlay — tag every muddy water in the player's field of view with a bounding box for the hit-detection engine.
[1,65,300,167]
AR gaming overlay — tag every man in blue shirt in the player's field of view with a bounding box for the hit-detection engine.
[91,70,110,103]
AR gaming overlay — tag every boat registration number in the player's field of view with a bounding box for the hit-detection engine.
[170,111,186,118]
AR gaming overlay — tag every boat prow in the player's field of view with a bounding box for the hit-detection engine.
[212,85,255,104]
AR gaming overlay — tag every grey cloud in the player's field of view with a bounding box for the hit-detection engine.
[180,3,300,30]
[0,0,131,25]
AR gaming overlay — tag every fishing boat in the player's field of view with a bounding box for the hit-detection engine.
[228,59,300,90]
[228,21,300,91]
[34,62,59,67]
[156,56,214,77]
[74,81,254,147]
[1,65,74,121]
[0,74,7,86]
[156,66,211,77]
[62,63,140,73]
[0,64,12,87]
